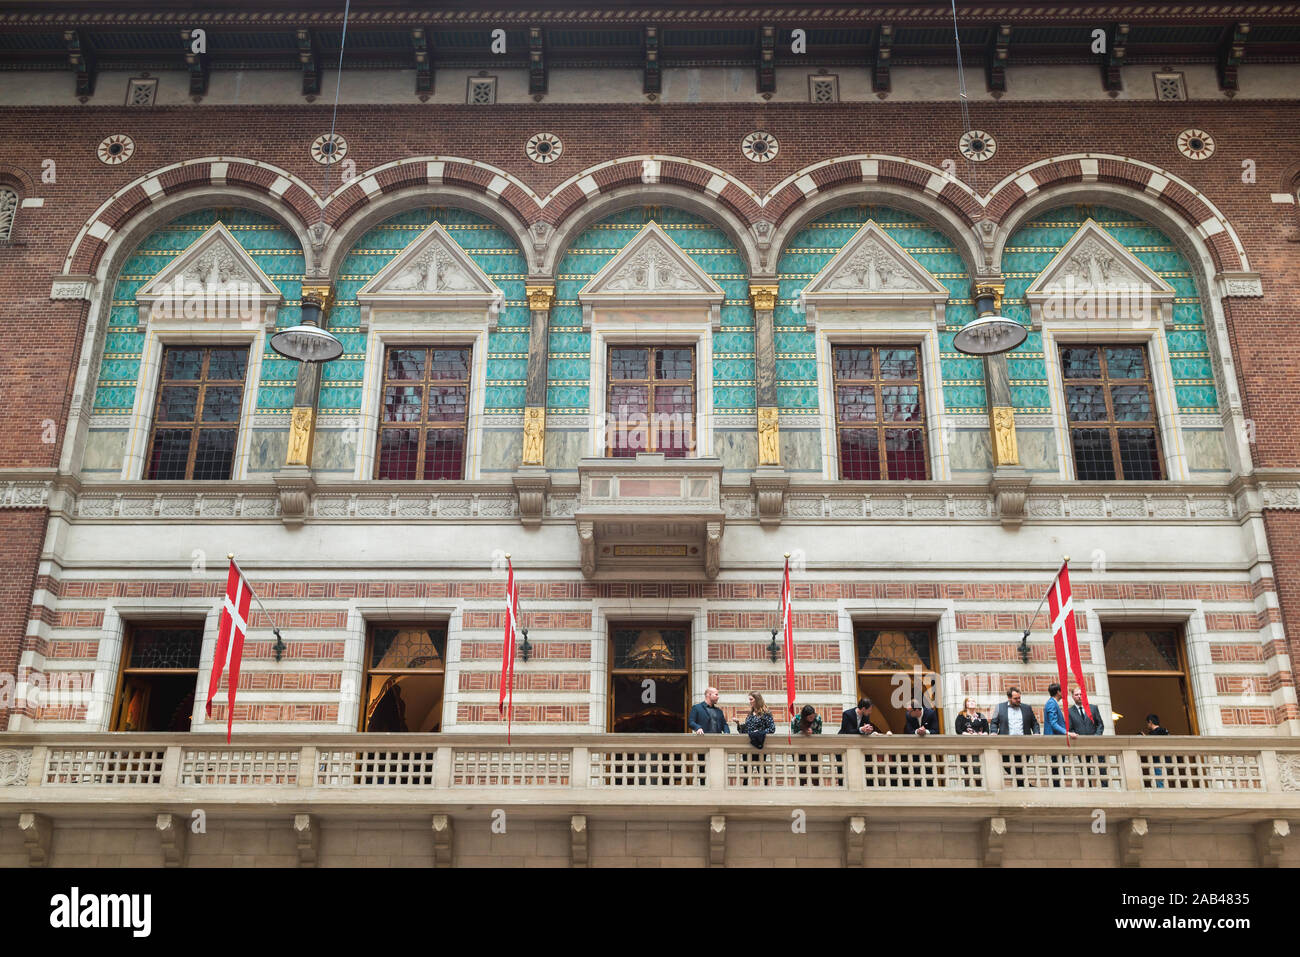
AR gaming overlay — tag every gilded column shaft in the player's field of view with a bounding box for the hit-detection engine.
[523,284,555,467]
[285,283,333,468]
[750,283,780,467]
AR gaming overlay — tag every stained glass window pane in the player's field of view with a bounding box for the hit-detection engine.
[611,627,688,671]
[839,429,880,480]
[192,429,237,480]
[158,386,198,422]
[129,627,203,669]
[834,347,873,379]
[1060,347,1100,379]
[369,627,447,670]
[383,385,422,422]
[1070,428,1116,480]
[655,348,692,379]
[1105,346,1145,379]
[386,349,425,381]
[1117,428,1162,479]
[207,348,247,380]
[881,385,920,422]
[610,348,648,379]
[856,629,932,670]
[147,429,191,480]
[1103,628,1180,671]
[836,386,876,422]
[1066,385,1108,422]
[165,349,203,380]
[885,429,927,480]
[201,386,243,423]
[878,348,918,379]
[1111,385,1152,421]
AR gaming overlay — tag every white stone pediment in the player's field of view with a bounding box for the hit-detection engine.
[1025,219,1176,328]
[800,221,950,326]
[579,222,725,330]
[134,222,283,331]
[357,221,504,328]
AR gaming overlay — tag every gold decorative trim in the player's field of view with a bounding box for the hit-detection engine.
[301,283,335,314]
[286,406,316,467]
[749,284,779,312]
[522,406,546,466]
[525,285,555,311]
[990,405,1019,467]
[972,281,1005,314]
[757,406,780,466]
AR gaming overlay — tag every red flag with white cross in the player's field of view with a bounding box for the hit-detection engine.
[206,558,252,743]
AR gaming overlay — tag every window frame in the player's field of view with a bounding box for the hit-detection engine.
[830,343,930,480]
[607,620,693,734]
[1100,622,1200,735]
[1057,341,1165,481]
[111,620,204,732]
[604,344,697,458]
[373,343,474,480]
[144,344,251,481]
[359,622,449,732]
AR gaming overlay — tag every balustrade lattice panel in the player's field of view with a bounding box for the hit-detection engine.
[1140,752,1262,790]
[590,750,707,787]
[863,751,985,789]
[316,750,437,786]
[726,751,845,787]
[44,749,166,785]
[452,749,571,786]
[1001,752,1124,789]
[180,748,300,785]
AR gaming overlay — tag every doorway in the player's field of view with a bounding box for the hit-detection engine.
[1103,625,1196,734]
[853,625,940,733]
[608,624,690,732]
[112,624,202,732]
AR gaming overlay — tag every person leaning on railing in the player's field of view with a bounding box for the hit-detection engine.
[838,697,888,735]
[955,697,990,734]
[736,691,777,748]
[792,704,822,736]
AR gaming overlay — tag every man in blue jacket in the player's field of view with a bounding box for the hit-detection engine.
[688,686,730,734]
[1043,683,1077,739]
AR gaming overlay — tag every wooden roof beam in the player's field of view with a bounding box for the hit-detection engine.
[872,23,893,95]
[1218,22,1249,95]
[987,24,1012,95]
[64,28,95,98]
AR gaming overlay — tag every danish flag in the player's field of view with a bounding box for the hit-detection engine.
[499,557,521,744]
[206,558,252,742]
[1046,560,1091,723]
[780,555,796,738]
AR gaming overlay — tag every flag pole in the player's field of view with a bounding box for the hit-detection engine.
[1020,555,1069,646]
[227,553,286,662]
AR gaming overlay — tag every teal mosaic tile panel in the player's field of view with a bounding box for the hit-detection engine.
[335,206,530,413]
[548,206,754,414]
[775,205,974,413]
[94,208,305,414]
[1003,204,1218,413]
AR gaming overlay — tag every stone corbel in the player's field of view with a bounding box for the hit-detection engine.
[50,275,96,301]
[18,812,51,867]
[274,466,314,527]
[157,812,187,867]
[1255,818,1289,867]
[570,814,588,868]
[981,816,1007,867]
[845,816,867,867]
[1218,271,1264,299]
[432,814,453,867]
[752,221,773,269]
[513,466,552,528]
[1118,817,1147,867]
[750,466,789,526]
[709,814,726,867]
[578,521,595,577]
[530,221,552,259]
[294,813,318,867]
[989,467,1031,530]
[974,221,999,272]
[704,521,722,579]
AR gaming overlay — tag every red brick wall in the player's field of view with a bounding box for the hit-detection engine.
[0,510,45,726]
[1264,511,1300,676]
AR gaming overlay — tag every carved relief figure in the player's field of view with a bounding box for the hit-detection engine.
[1064,239,1131,289]
[757,408,780,466]
[522,407,545,465]
[603,243,703,292]
[991,406,1019,467]
[827,239,921,291]
[286,407,314,466]
[386,252,434,292]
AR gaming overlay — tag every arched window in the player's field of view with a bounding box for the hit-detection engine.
[0,187,18,242]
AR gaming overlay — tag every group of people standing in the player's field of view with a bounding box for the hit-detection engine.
[686,683,1173,744]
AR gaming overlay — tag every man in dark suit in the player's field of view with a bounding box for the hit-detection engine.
[838,697,883,735]
[989,687,1039,735]
[1068,686,1104,734]
[902,699,939,736]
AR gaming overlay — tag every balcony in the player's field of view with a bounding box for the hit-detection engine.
[573,455,725,579]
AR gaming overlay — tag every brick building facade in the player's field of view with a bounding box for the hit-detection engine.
[1,2,1298,867]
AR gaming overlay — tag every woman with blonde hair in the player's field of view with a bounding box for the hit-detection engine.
[955,696,990,734]
[736,691,777,748]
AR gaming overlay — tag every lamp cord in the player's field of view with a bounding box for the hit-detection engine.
[318,0,351,221]
[949,0,978,197]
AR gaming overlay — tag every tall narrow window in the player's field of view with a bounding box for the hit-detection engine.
[833,345,927,479]
[1059,344,1163,480]
[609,624,690,732]
[112,624,202,732]
[606,345,695,458]
[0,187,18,242]
[375,346,471,479]
[146,346,248,480]
[1103,625,1196,734]
[361,624,448,732]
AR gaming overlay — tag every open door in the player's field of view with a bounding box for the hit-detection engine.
[1103,626,1196,734]
[854,626,940,733]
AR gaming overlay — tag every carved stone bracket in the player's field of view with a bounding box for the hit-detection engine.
[750,466,789,526]
[709,814,726,867]
[512,466,552,528]
[1255,818,1290,867]
[1218,271,1264,298]
[990,466,1031,530]
[570,814,588,868]
[981,816,1007,867]
[156,812,187,867]
[18,812,51,867]
[50,275,96,301]
[705,521,722,579]
[432,814,453,867]
[294,813,318,867]
[274,466,314,527]
[578,521,595,576]
[845,815,867,867]
[1118,817,1147,867]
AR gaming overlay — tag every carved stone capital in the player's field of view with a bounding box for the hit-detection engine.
[705,521,722,579]
[156,812,187,867]
[294,813,318,868]
[432,814,453,867]
[300,282,335,314]
[578,521,595,577]
[1118,817,1147,867]
[749,283,779,312]
[18,812,51,867]
[512,465,552,527]
[709,814,726,867]
[989,466,1031,530]
[525,284,555,311]
[981,816,1007,867]
[1255,818,1290,867]
[274,465,314,527]
[750,465,789,526]
[570,814,588,868]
